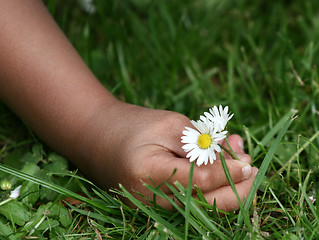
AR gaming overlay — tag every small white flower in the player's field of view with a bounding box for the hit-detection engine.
[9,185,22,199]
[181,118,227,166]
[310,196,316,204]
[203,105,233,132]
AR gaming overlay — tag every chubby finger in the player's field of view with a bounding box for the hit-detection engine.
[141,167,258,211]
[220,134,245,154]
[204,167,258,212]
[146,151,253,194]
[158,112,192,158]
[191,159,253,192]
[217,150,251,163]
[235,153,251,164]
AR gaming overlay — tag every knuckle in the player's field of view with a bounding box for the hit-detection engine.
[193,169,211,190]
[161,112,190,130]
[149,111,190,138]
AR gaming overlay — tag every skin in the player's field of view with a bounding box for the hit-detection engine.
[0,0,258,211]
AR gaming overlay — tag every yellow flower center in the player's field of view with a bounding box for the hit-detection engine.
[197,133,212,149]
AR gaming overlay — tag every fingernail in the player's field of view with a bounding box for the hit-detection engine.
[241,165,252,180]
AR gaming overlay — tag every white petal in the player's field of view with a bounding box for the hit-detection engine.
[182,143,196,152]
[203,111,212,119]
[188,149,200,162]
[9,185,22,199]
[211,106,219,117]
[209,151,217,164]
[190,120,200,131]
[196,152,206,166]
[220,105,226,114]
[181,135,195,144]
[191,120,207,133]
[183,127,199,136]
[202,150,209,165]
[214,134,226,142]
[214,144,221,152]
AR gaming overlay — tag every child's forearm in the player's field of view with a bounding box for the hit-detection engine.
[0,0,115,157]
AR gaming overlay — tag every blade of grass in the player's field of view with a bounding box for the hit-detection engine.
[253,109,297,158]
[145,183,213,239]
[184,162,194,240]
[268,187,295,226]
[119,184,184,239]
[243,125,254,160]
[276,130,319,174]
[234,112,295,238]
[172,182,231,239]
[299,172,319,238]
[0,164,119,215]
[144,180,230,239]
[116,42,136,103]
[65,202,123,226]
[219,141,240,160]
[301,170,319,224]
[220,151,253,236]
[189,199,230,240]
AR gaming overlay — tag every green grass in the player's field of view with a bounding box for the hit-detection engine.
[1,0,319,238]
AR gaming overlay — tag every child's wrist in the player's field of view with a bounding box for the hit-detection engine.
[67,97,125,179]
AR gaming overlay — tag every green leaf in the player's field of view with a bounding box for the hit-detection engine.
[35,202,53,218]
[44,153,68,175]
[58,205,72,228]
[0,200,30,226]
[0,164,119,215]
[38,202,72,228]
[48,202,60,217]
[0,217,14,239]
[20,181,39,206]
[282,233,300,240]
[21,163,41,176]
[20,145,43,165]
[39,188,58,201]
[3,149,24,170]
[37,219,60,231]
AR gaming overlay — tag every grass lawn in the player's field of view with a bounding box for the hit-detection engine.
[1,0,319,239]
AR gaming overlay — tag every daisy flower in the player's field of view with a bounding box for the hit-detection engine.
[181,118,227,166]
[203,105,233,132]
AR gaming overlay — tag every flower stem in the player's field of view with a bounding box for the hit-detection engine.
[0,197,13,207]
[218,138,240,160]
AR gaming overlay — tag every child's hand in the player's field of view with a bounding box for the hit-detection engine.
[73,100,258,211]
[0,0,257,212]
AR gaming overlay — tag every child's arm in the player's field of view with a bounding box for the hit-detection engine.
[0,0,115,155]
[0,0,257,211]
